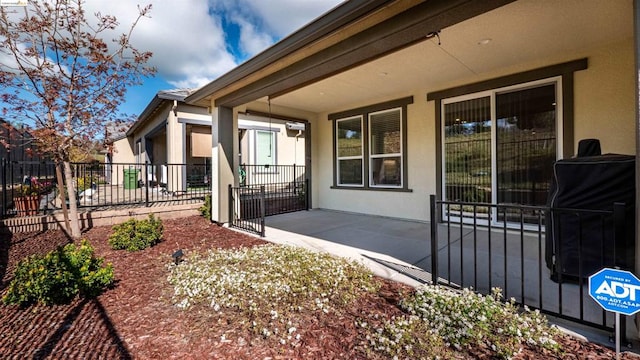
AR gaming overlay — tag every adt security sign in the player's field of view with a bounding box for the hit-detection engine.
[589,268,640,315]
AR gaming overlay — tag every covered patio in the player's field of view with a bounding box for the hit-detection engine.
[186,0,640,340]
[264,209,629,346]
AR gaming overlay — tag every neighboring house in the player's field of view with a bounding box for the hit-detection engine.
[109,90,307,191]
[0,119,42,163]
[238,112,307,186]
[104,122,134,185]
[184,0,637,229]
[111,89,211,192]
[239,114,306,168]
[0,119,52,186]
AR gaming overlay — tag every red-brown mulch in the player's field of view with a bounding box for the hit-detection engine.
[0,215,638,359]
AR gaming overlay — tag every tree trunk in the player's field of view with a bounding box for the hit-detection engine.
[63,161,81,238]
[55,163,71,233]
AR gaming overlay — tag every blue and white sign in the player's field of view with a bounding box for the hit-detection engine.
[589,268,640,316]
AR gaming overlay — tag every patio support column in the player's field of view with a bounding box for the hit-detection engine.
[167,100,185,193]
[635,0,640,341]
[211,105,236,223]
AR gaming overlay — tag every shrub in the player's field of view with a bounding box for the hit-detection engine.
[3,240,114,306]
[167,244,380,346]
[199,194,211,220]
[364,286,560,359]
[108,214,163,252]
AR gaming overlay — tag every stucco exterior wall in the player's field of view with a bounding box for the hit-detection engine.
[307,39,635,222]
[573,39,635,155]
[111,137,135,164]
[311,91,434,222]
[238,118,306,166]
[132,103,170,163]
[110,137,136,185]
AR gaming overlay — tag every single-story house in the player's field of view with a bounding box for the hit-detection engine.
[108,90,307,190]
[185,0,638,233]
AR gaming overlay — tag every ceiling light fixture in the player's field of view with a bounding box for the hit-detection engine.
[477,38,492,45]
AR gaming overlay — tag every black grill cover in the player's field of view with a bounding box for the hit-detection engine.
[545,154,635,280]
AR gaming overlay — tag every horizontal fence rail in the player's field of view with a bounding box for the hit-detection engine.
[1,160,209,218]
[240,164,306,187]
[429,195,633,333]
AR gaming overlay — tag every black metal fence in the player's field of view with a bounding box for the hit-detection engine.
[240,164,306,187]
[1,160,209,218]
[229,165,309,236]
[229,185,265,237]
[429,195,632,333]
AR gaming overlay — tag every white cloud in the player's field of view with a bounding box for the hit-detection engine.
[237,0,345,37]
[81,0,343,89]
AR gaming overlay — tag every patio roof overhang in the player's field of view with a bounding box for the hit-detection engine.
[185,0,517,109]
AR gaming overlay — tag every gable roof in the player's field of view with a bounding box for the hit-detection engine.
[127,89,193,136]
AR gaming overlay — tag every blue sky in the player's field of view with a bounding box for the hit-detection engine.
[95,0,344,117]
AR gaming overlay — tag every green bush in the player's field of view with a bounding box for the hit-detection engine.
[3,240,114,306]
[108,214,163,252]
[199,194,211,220]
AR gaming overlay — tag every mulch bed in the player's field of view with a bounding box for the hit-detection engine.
[0,215,638,359]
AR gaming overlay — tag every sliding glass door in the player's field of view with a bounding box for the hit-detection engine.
[442,80,559,224]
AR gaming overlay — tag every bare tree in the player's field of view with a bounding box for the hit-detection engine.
[0,0,155,238]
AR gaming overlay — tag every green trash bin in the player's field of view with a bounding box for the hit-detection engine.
[123,168,139,189]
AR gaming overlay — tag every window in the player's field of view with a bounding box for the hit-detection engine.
[255,130,276,166]
[369,109,402,187]
[336,116,363,186]
[330,96,412,191]
[427,59,587,224]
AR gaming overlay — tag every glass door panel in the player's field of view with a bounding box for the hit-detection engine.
[443,96,492,220]
[495,84,556,223]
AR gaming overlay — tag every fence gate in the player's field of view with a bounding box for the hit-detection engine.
[228,185,265,237]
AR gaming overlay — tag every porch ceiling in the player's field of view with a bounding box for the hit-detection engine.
[268,0,632,114]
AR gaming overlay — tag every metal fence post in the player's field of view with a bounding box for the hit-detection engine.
[228,184,233,226]
[430,194,439,285]
[145,161,149,207]
[612,202,630,346]
[260,185,266,237]
[293,164,297,194]
[1,158,6,217]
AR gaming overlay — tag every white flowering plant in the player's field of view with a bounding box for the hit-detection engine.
[167,244,379,347]
[361,285,560,359]
[166,244,562,358]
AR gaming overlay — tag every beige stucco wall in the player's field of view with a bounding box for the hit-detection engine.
[210,37,635,223]
[111,137,135,164]
[238,117,306,166]
[311,91,435,222]
[306,38,635,222]
[573,39,635,155]
[110,137,136,186]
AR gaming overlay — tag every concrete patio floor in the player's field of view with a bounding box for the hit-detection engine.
[263,208,640,350]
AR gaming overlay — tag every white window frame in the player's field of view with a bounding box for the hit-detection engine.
[368,107,403,189]
[336,116,364,187]
[254,129,277,168]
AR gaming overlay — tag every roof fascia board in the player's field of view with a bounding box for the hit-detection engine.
[186,0,393,105]
[127,99,170,136]
[214,0,516,108]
